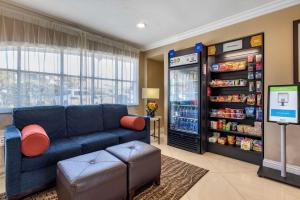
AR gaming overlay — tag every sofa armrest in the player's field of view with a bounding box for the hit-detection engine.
[128,114,151,143]
[4,125,22,197]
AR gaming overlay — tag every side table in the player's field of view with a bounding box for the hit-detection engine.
[150,116,161,144]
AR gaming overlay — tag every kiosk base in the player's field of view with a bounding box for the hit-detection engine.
[257,166,300,188]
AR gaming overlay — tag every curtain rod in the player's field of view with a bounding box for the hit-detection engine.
[0,0,140,51]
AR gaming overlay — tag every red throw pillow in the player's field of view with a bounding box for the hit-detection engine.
[21,124,50,157]
[120,116,145,131]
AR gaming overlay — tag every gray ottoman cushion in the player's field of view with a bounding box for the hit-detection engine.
[57,150,127,200]
[106,141,161,198]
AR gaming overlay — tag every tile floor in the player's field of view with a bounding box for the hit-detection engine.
[0,135,300,200]
[151,135,300,200]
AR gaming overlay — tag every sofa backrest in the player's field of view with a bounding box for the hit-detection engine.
[66,105,104,137]
[13,106,67,140]
[102,104,128,130]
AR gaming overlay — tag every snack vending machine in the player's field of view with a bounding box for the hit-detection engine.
[168,45,207,153]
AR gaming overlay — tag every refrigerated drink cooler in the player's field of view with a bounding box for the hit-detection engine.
[168,46,207,153]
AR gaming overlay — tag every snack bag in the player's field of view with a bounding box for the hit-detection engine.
[209,136,218,143]
[256,107,263,121]
[256,63,262,70]
[256,94,262,106]
[211,64,220,72]
[245,107,255,117]
[227,135,235,145]
[237,125,244,132]
[241,138,253,151]
[254,121,262,128]
[219,63,227,72]
[236,137,244,146]
[240,79,247,86]
[249,81,255,92]
[248,55,254,63]
[255,71,262,79]
[231,122,238,131]
[253,140,262,152]
[248,63,255,72]
[256,54,262,62]
[247,94,256,105]
[256,81,262,92]
[217,137,227,145]
[225,122,231,131]
[232,94,240,102]
[248,72,254,80]
[213,132,221,138]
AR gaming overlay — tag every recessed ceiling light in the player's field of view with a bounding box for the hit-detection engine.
[136,22,146,29]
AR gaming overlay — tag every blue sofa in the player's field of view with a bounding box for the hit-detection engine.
[4,104,150,199]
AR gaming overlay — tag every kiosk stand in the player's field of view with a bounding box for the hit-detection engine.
[280,123,287,177]
[257,84,300,187]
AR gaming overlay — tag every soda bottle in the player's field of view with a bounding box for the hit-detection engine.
[187,107,190,118]
[187,119,191,131]
[178,118,182,130]
[182,118,186,130]
[192,119,196,132]
[194,120,198,133]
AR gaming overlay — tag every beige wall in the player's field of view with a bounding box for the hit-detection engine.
[144,4,300,166]
[146,59,164,126]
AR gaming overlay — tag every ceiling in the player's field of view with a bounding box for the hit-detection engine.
[7,0,300,49]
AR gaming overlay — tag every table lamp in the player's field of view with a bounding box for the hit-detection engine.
[142,88,159,117]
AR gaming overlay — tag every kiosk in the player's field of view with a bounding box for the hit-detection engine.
[258,84,300,187]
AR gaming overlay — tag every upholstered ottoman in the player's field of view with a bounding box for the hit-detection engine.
[56,150,127,200]
[106,141,161,200]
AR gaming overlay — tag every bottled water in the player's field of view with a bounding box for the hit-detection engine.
[178,118,181,129]
[174,106,178,117]
[194,120,198,133]
[186,107,190,118]
[192,107,196,118]
[180,107,184,117]
[186,119,191,131]
[184,107,187,117]
[182,118,186,130]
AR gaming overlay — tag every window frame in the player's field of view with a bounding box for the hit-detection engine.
[0,45,139,113]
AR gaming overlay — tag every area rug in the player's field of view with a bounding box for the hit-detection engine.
[0,155,208,200]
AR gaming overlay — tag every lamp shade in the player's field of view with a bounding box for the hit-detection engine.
[142,88,159,99]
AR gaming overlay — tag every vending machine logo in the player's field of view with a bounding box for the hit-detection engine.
[170,53,198,67]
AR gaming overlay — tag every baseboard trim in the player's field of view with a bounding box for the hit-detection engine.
[263,159,300,176]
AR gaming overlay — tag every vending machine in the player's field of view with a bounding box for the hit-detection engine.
[168,44,207,153]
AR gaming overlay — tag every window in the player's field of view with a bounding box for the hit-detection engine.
[0,45,139,110]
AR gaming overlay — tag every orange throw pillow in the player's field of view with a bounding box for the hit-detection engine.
[21,124,50,157]
[120,116,145,131]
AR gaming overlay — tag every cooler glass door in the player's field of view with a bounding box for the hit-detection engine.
[169,66,199,134]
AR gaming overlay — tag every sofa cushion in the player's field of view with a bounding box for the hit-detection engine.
[21,124,50,157]
[71,132,119,154]
[21,138,81,172]
[106,128,147,143]
[120,116,145,131]
[21,165,57,193]
[13,106,66,140]
[102,104,128,130]
[66,105,104,137]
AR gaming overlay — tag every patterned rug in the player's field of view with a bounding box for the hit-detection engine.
[0,155,208,200]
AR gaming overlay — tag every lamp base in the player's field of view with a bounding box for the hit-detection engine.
[146,111,155,118]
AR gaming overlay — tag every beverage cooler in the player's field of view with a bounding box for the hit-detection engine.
[168,46,207,153]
